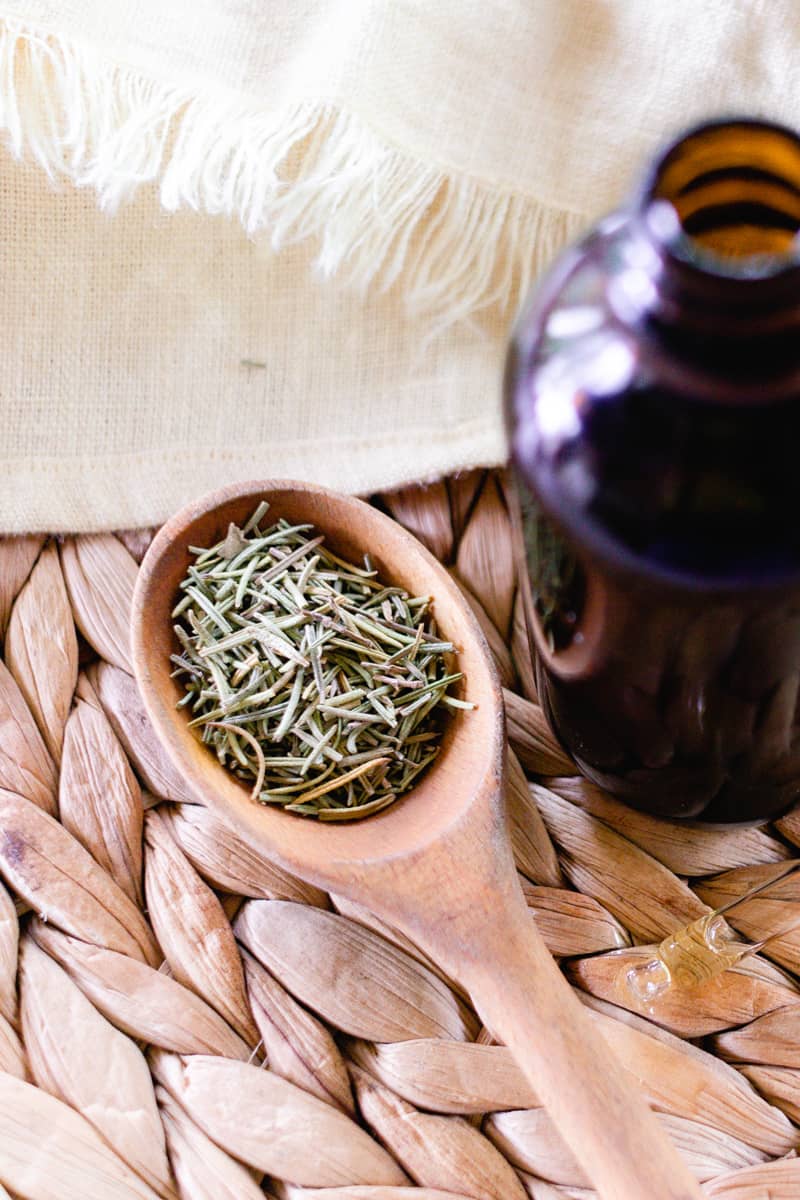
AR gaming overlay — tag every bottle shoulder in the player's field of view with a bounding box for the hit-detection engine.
[506,219,800,589]
[510,212,800,410]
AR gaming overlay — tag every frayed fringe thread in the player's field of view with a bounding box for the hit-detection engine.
[0,20,588,323]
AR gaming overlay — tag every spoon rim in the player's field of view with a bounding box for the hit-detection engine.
[130,478,504,884]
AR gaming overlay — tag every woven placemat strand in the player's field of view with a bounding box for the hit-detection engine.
[1,470,800,1199]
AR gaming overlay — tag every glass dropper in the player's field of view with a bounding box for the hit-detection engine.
[625,859,800,1004]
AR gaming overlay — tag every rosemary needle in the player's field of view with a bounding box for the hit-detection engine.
[172,504,474,820]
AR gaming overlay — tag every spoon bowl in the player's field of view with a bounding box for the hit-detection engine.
[132,478,701,1200]
[131,479,503,878]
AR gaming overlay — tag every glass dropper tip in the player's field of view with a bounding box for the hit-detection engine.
[625,956,672,1004]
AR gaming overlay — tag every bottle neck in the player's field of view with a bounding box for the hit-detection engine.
[622,119,800,350]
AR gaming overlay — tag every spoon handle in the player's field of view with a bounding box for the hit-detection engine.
[427,884,702,1200]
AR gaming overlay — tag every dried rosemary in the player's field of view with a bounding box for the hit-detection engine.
[171,501,472,820]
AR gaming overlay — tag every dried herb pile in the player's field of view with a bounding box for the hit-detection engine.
[171,502,471,820]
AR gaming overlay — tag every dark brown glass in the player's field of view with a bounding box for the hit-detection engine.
[506,118,800,823]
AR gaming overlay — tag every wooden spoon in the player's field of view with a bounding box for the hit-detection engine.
[131,479,701,1200]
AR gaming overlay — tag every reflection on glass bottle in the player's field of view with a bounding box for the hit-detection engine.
[519,493,584,654]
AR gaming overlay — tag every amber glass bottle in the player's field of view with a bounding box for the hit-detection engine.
[506,118,800,823]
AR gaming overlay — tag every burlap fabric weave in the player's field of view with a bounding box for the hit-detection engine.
[1,1,800,532]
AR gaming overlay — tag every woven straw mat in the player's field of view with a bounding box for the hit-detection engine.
[2,469,800,1199]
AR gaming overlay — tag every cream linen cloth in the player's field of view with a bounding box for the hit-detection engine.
[1,0,800,532]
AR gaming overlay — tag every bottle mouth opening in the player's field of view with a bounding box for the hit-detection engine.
[643,119,800,278]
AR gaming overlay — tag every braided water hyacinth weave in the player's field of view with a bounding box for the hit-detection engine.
[1,472,800,1199]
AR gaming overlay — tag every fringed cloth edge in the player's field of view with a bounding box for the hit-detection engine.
[0,18,589,325]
